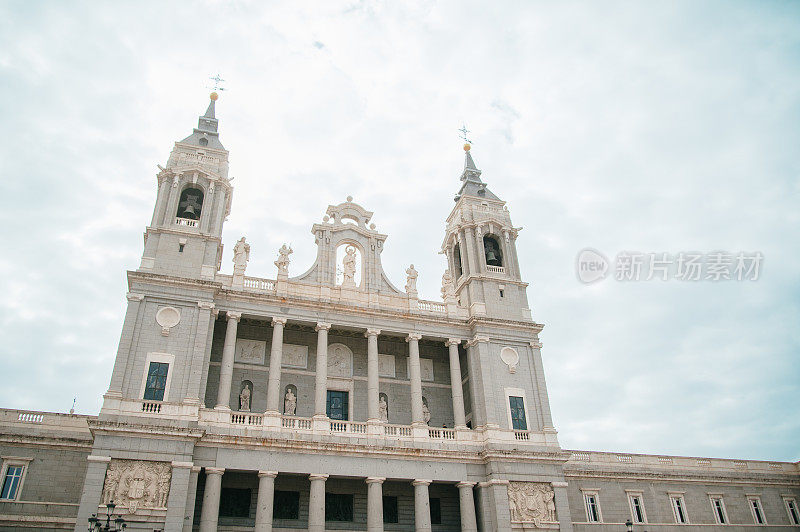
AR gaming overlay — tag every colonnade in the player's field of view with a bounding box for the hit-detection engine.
[214,314,468,430]
[197,469,478,532]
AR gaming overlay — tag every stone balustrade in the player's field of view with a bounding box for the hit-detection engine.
[174,217,198,227]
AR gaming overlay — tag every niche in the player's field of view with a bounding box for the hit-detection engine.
[283,384,298,416]
[483,235,503,267]
[238,380,253,412]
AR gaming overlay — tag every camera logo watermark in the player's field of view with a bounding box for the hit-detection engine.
[576,249,763,284]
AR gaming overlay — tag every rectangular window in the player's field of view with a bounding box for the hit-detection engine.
[383,496,398,523]
[627,493,646,523]
[219,487,251,518]
[748,497,766,525]
[710,496,727,524]
[509,396,527,431]
[273,491,300,520]
[584,492,601,522]
[326,390,349,421]
[0,465,24,500]
[785,498,800,525]
[670,495,688,524]
[143,361,169,401]
[430,497,442,525]
[325,493,354,522]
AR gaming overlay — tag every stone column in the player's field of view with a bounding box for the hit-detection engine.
[366,477,385,532]
[406,333,425,427]
[215,311,241,410]
[266,317,287,414]
[255,471,278,532]
[165,461,193,530]
[198,309,219,408]
[366,329,381,424]
[551,481,573,532]
[182,466,201,532]
[106,293,144,395]
[475,225,487,274]
[200,182,215,233]
[446,339,467,430]
[185,302,215,404]
[151,177,170,226]
[308,474,328,532]
[412,479,432,532]
[457,482,478,532]
[74,455,110,532]
[477,479,512,532]
[313,323,331,418]
[198,467,225,532]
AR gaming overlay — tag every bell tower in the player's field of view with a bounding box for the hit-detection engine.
[138,92,233,280]
[442,144,532,321]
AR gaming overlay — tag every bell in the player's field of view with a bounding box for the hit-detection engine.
[182,204,197,219]
[486,249,499,265]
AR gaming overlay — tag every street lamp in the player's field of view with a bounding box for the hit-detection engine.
[87,500,127,531]
[625,519,633,532]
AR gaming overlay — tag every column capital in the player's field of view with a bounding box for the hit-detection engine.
[191,465,202,473]
[86,455,112,463]
[551,481,568,488]
[258,470,279,478]
[365,477,386,484]
[226,311,242,322]
[406,332,422,342]
[309,473,329,481]
[466,334,490,347]
[365,328,381,338]
[315,322,332,332]
[197,301,215,310]
[456,481,477,488]
[412,479,432,486]
[171,461,194,469]
[478,479,509,488]
[211,308,220,317]
[126,292,145,302]
[205,467,225,475]
[272,316,287,326]
[445,338,462,347]
[530,340,543,349]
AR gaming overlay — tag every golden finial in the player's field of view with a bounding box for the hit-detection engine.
[209,91,219,101]
[463,143,471,151]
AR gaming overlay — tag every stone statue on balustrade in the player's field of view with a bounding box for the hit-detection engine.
[239,384,251,412]
[405,264,418,297]
[441,269,456,303]
[284,388,297,415]
[275,244,292,277]
[231,237,250,289]
[342,246,357,288]
[378,396,388,423]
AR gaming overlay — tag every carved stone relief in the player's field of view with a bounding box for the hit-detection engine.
[378,354,396,378]
[155,306,180,336]
[420,358,434,382]
[507,482,557,527]
[235,339,266,365]
[500,347,520,374]
[328,344,353,377]
[102,459,172,513]
[282,344,308,369]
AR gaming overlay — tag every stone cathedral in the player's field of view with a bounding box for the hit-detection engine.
[0,94,797,532]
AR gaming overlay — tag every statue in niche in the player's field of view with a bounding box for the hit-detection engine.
[284,388,297,416]
[441,269,456,301]
[378,395,388,422]
[239,384,251,412]
[342,245,357,287]
[232,237,250,272]
[274,243,292,275]
[405,264,418,296]
[422,399,431,425]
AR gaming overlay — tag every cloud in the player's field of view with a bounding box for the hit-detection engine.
[0,0,798,461]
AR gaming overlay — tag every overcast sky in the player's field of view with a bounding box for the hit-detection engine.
[1,1,798,462]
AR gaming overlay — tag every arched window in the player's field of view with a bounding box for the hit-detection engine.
[483,235,503,267]
[453,243,463,277]
[177,187,204,220]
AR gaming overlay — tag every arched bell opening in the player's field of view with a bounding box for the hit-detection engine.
[483,234,503,267]
[177,186,204,221]
[453,243,463,278]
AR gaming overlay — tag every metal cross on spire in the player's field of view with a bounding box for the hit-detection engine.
[458,124,473,144]
[207,73,226,92]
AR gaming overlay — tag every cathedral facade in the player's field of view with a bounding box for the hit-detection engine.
[0,95,797,532]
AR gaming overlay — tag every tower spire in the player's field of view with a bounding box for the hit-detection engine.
[454,143,499,201]
[179,92,225,150]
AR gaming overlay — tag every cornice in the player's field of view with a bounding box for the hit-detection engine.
[88,420,205,441]
[563,468,800,487]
